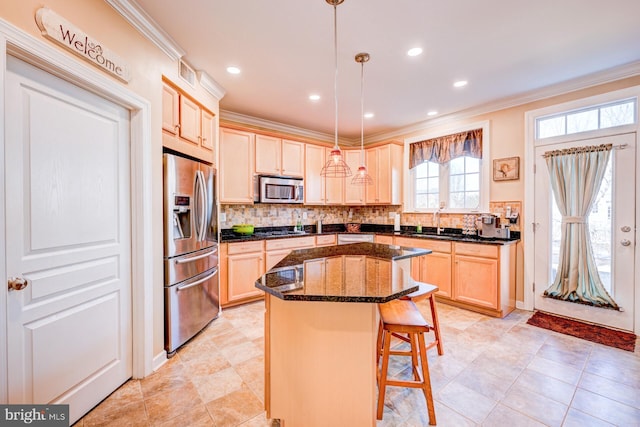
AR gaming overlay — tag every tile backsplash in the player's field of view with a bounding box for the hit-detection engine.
[221,201,521,232]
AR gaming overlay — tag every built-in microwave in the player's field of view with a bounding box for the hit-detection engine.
[255,175,304,204]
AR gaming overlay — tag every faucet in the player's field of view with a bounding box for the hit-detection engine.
[433,204,445,235]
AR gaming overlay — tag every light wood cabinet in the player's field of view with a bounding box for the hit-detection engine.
[255,135,305,177]
[316,234,337,246]
[220,128,255,203]
[374,235,394,245]
[264,236,315,270]
[344,150,365,204]
[365,144,402,205]
[304,145,344,205]
[162,81,216,164]
[394,237,452,299]
[224,240,265,306]
[454,254,497,310]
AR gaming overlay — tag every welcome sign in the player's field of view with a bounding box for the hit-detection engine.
[35,8,131,83]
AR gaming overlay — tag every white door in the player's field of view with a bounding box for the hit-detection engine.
[4,55,132,423]
[533,133,636,332]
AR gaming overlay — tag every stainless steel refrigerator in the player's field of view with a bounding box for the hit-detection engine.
[163,152,219,355]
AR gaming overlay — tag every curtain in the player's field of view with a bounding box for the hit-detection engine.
[543,143,619,310]
[409,128,482,168]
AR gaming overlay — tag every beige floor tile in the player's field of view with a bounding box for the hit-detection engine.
[152,404,213,427]
[144,382,204,425]
[192,366,244,404]
[237,412,280,427]
[512,368,576,405]
[454,368,513,401]
[527,355,582,385]
[501,382,567,427]
[481,403,547,427]
[536,340,591,370]
[205,384,264,427]
[570,388,640,426]
[578,371,640,409]
[562,408,616,427]
[436,381,497,423]
[83,401,149,427]
[139,359,189,399]
[221,340,262,365]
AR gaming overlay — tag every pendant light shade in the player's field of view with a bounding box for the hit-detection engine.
[351,52,374,185]
[320,0,352,178]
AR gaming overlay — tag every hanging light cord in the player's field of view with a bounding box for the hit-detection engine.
[360,54,365,164]
[332,3,339,150]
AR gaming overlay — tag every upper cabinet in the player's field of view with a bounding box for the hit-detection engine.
[365,143,402,205]
[344,150,365,205]
[162,80,216,165]
[256,134,304,178]
[255,135,304,177]
[220,128,254,203]
[304,145,344,205]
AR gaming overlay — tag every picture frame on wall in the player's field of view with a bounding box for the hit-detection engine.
[493,156,520,181]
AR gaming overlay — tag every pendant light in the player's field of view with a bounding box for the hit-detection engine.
[320,0,352,178]
[351,52,374,185]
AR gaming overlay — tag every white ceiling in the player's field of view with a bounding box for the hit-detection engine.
[133,0,640,142]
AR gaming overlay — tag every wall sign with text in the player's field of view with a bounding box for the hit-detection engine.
[35,8,131,83]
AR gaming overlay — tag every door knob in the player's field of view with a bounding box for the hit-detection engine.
[620,239,631,247]
[621,226,631,232]
[8,277,28,291]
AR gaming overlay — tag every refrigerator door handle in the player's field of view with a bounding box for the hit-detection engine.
[199,170,207,241]
[176,267,218,291]
[175,248,218,264]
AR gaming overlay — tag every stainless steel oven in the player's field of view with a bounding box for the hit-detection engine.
[255,175,304,204]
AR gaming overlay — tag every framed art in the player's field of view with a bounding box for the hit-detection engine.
[493,156,519,181]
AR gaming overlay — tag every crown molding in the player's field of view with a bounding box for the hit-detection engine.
[105,0,185,61]
[366,60,640,143]
[220,110,361,146]
[197,71,226,100]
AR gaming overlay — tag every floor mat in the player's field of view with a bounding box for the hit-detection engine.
[527,311,636,352]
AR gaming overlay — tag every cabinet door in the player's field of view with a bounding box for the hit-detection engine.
[304,144,325,204]
[344,150,365,204]
[376,145,392,204]
[419,252,452,298]
[220,128,255,203]
[200,109,215,154]
[255,134,281,175]
[454,255,498,309]
[162,84,180,135]
[281,140,305,177]
[227,252,264,302]
[374,235,393,245]
[365,148,378,204]
[325,148,344,204]
[179,95,201,144]
[343,256,365,295]
[265,249,291,271]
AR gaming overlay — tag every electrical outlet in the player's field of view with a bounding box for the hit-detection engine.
[220,212,226,222]
[302,212,308,219]
[389,212,396,218]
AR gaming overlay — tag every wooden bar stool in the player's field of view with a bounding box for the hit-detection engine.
[377,299,436,425]
[398,282,444,355]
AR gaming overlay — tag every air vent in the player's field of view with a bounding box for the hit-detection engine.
[179,59,196,87]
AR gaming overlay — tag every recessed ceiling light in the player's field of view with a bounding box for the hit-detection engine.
[427,111,438,116]
[309,94,321,101]
[226,66,241,75]
[364,112,374,119]
[453,80,468,88]
[407,47,423,57]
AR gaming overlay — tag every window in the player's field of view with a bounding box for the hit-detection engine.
[536,98,636,139]
[405,121,490,212]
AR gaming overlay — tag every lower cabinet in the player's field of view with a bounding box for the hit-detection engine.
[393,236,516,317]
[220,241,265,307]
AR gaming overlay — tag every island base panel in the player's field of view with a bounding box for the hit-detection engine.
[266,295,378,426]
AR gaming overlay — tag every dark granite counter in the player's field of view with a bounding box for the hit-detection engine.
[255,242,431,303]
[221,223,519,245]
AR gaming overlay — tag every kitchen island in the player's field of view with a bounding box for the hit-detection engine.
[255,243,431,427]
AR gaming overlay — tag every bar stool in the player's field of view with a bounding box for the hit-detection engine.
[399,282,444,355]
[377,299,436,425]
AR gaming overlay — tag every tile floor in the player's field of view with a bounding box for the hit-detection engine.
[75,300,640,426]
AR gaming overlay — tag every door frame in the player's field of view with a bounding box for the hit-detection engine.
[0,19,155,403]
[524,85,640,333]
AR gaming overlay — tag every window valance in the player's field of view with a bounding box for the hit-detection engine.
[409,128,483,168]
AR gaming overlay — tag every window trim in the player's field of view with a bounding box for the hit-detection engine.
[403,120,490,213]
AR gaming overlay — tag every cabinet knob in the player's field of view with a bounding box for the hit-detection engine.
[174,124,181,130]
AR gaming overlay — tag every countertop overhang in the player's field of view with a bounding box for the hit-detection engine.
[255,242,431,303]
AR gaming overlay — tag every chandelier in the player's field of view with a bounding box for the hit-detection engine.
[320,0,352,178]
[351,52,374,185]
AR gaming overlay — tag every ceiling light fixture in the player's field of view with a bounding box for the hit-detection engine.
[364,112,374,119]
[351,52,373,186]
[226,66,241,74]
[407,47,423,57]
[320,0,352,178]
[453,80,468,88]
[427,111,438,116]
[309,94,321,101]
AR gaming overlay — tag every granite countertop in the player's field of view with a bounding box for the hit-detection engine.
[255,242,431,303]
[221,223,520,245]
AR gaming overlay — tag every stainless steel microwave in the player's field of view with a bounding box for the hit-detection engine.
[255,175,304,204]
